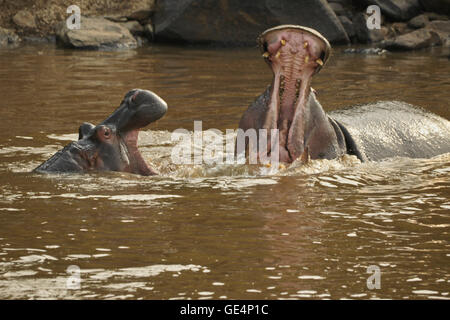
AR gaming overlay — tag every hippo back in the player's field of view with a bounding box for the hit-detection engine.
[329,101,450,161]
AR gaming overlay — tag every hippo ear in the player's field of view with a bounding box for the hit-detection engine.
[78,122,95,140]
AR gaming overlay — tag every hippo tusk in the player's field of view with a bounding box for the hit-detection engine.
[299,147,310,164]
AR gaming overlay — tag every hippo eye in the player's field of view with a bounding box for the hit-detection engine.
[263,41,268,53]
[103,128,111,137]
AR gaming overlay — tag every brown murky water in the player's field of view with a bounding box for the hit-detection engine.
[0,44,449,299]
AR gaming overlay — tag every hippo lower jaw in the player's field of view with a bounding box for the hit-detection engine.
[122,129,155,176]
[259,25,331,163]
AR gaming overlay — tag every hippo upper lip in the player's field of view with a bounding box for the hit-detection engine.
[116,90,167,175]
[102,89,168,133]
[258,24,332,73]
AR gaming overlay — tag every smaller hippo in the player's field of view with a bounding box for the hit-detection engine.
[34,89,167,176]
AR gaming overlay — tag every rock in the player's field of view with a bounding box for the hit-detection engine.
[103,0,156,22]
[424,12,449,22]
[104,16,129,23]
[360,0,421,21]
[22,35,56,44]
[143,23,154,41]
[339,15,355,38]
[121,20,145,36]
[390,22,412,35]
[126,10,154,24]
[106,10,154,25]
[408,14,429,29]
[0,1,157,41]
[55,17,137,50]
[353,12,386,43]
[385,22,414,39]
[119,0,157,19]
[329,2,346,16]
[420,0,450,16]
[426,20,450,47]
[135,35,150,47]
[382,28,441,50]
[13,10,37,30]
[343,47,388,55]
[0,27,20,47]
[154,0,350,45]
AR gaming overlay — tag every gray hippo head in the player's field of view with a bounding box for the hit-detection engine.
[34,89,168,176]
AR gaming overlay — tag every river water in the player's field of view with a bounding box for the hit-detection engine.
[0,44,449,299]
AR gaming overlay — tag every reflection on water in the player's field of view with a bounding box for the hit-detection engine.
[0,44,449,299]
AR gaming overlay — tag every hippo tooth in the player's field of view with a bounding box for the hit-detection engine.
[264,163,272,168]
[316,58,323,66]
[279,164,286,170]
[300,147,310,164]
[275,51,281,58]
[262,52,270,58]
[303,41,308,48]
[304,55,309,63]
[119,142,130,166]
[281,39,286,46]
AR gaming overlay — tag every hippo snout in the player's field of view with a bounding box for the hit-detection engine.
[134,89,168,123]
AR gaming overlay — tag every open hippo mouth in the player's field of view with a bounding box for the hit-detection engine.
[258,25,331,162]
[34,89,168,176]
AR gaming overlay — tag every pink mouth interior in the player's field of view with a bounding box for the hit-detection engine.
[260,27,329,162]
[124,130,156,176]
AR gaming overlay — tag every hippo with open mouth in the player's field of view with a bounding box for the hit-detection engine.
[34,89,167,175]
[238,25,450,163]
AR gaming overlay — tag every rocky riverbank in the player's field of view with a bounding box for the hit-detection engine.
[0,0,449,51]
